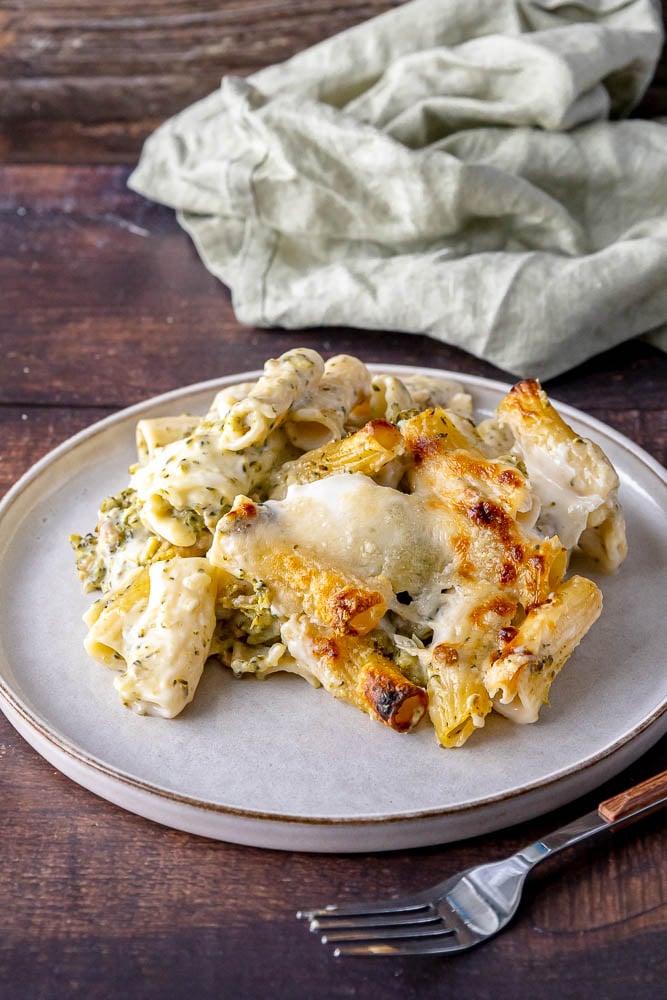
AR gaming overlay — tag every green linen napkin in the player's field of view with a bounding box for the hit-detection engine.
[128,0,667,379]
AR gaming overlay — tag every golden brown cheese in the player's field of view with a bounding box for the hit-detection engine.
[212,493,388,636]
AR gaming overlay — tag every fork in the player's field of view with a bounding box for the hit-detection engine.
[297,768,667,957]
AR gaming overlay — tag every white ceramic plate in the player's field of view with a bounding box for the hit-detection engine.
[1,367,666,852]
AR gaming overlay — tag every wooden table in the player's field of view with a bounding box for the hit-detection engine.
[1,4,666,997]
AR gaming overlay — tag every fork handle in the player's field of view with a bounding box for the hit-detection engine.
[597,768,667,822]
[518,768,667,867]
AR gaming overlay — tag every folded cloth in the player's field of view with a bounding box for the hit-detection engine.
[128,0,667,379]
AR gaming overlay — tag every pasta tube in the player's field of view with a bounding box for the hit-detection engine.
[205,381,256,421]
[425,585,510,747]
[83,568,151,668]
[366,374,472,424]
[111,558,218,718]
[136,415,198,464]
[282,616,428,733]
[496,379,627,570]
[427,656,493,749]
[484,575,603,724]
[369,375,414,422]
[284,354,371,451]
[219,348,324,450]
[268,418,403,498]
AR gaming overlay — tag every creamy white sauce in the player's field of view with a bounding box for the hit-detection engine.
[113,558,217,718]
[519,440,605,550]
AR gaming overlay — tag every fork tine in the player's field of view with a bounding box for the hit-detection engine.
[332,932,472,958]
[321,919,453,945]
[297,895,431,922]
[310,909,439,933]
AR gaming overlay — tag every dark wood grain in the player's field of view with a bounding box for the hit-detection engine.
[1,0,666,163]
[0,722,664,1000]
[0,1,403,162]
[1,3,666,998]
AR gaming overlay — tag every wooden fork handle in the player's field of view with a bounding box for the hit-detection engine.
[598,768,667,823]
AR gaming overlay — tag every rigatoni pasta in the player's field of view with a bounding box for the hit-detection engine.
[70,349,626,744]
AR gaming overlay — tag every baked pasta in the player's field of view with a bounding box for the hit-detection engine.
[71,350,626,745]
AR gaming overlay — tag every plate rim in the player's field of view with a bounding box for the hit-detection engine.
[1,364,666,842]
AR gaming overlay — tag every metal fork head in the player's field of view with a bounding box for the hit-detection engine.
[297,877,477,956]
[297,860,528,956]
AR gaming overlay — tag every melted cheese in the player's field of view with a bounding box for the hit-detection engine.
[518,438,610,551]
[212,473,454,620]
[495,379,625,566]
